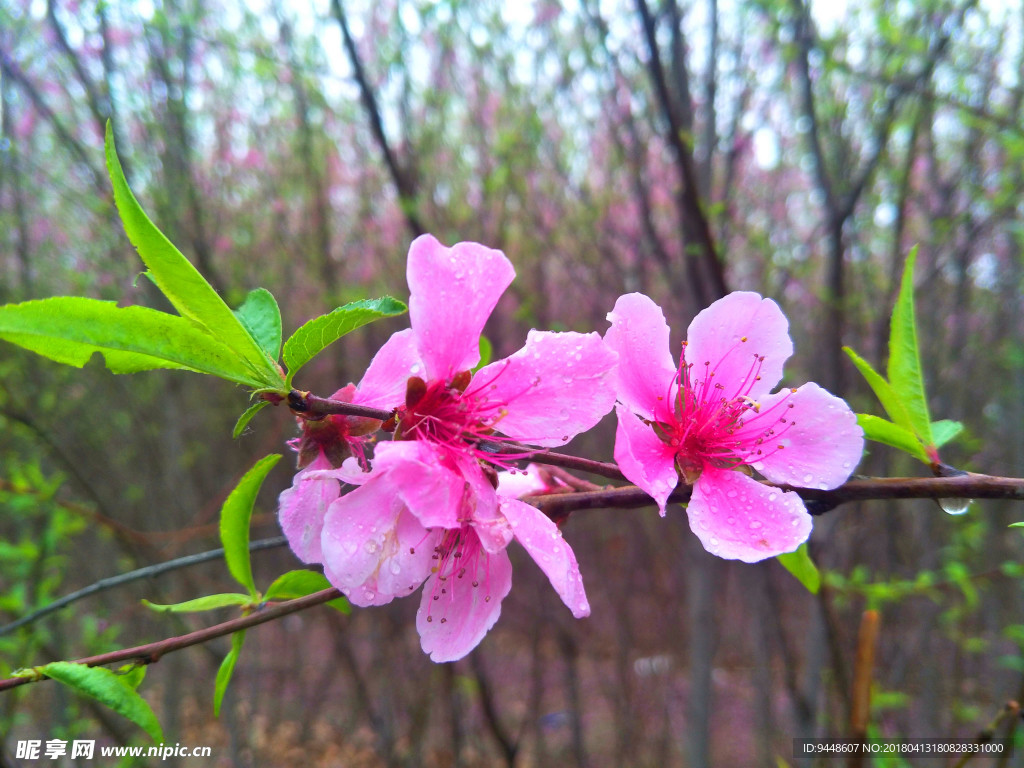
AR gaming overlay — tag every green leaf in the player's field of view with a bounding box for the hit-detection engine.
[856,414,930,462]
[264,570,351,613]
[213,630,245,717]
[474,335,493,372]
[887,247,933,445]
[117,664,146,690]
[141,593,252,613]
[234,288,282,362]
[232,401,270,439]
[931,419,964,448]
[1009,522,1024,528]
[220,454,282,597]
[843,346,916,434]
[105,123,282,391]
[40,661,164,743]
[776,543,821,594]
[282,297,407,386]
[0,297,270,387]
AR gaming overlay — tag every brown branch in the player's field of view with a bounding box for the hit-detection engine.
[329,0,424,238]
[0,588,342,693]
[634,0,727,304]
[847,610,880,768]
[528,472,1024,524]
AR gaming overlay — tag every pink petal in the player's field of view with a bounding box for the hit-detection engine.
[407,235,515,382]
[277,452,338,564]
[320,477,427,606]
[474,330,617,447]
[604,293,677,420]
[453,455,509,552]
[687,467,811,563]
[613,403,678,515]
[416,542,514,662]
[684,292,792,400]
[354,328,422,410]
[496,464,555,498]
[751,382,864,489]
[502,498,590,618]
[373,441,464,529]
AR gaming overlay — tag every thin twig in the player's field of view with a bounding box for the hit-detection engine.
[0,537,288,637]
[0,588,342,693]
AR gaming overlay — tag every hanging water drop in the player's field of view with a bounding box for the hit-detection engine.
[938,498,971,515]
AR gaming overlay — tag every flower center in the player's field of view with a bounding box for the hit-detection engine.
[391,367,534,471]
[654,340,796,482]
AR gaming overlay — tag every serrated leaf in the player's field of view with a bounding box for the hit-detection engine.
[213,630,245,717]
[105,122,282,391]
[931,419,964,448]
[40,661,164,743]
[232,401,270,439]
[220,454,281,596]
[888,247,933,445]
[264,570,351,613]
[282,297,407,386]
[776,543,821,594]
[856,414,930,462]
[0,298,269,386]
[142,593,252,613]
[843,346,917,434]
[234,288,282,362]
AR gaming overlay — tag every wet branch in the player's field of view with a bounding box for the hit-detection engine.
[0,588,342,693]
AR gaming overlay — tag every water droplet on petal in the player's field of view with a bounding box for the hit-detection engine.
[364,540,379,554]
[749,520,762,530]
[389,560,402,575]
[802,473,814,484]
[768,492,777,501]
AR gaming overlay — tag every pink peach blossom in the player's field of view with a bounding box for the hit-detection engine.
[605,292,863,562]
[313,235,615,661]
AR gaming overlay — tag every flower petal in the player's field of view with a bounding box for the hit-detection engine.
[604,293,677,420]
[496,463,557,498]
[684,292,792,399]
[751,382,864,489]
[613,403,678,515]
[502,498,590,618]
[354,328,421,410]
[474,330,617,447]
[363,441,464,529]
[687,467,811,563]
[277,452,338,564]
[416,541,513,662]
[320,477,411,606]
[407,235,515,382]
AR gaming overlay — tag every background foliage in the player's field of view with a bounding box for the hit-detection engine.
[2,0,1024,765]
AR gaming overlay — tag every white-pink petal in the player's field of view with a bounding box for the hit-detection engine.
[474,330,617,447]
[604,293,677,420]
[613,403,678,516]
[502,498,590,618]
[321,478,418,606]
[277,452,338,564]
[752,382,864,489]
[416,544,514,662]
[687,467,811,563]
[407,235,515,382]
[684,292,792,400]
